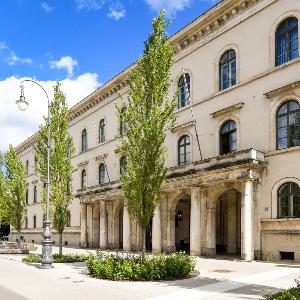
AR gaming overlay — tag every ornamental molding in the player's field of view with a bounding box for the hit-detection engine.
[95,154,108,161]
[77,160,89,168]
[264,80,300,99]
[210,102,244,118]
[171,121,194,133]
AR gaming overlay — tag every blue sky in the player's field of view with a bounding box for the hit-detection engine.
[0,0,218,150]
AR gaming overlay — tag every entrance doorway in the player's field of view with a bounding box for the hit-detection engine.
[119,207,123,249]
[216,189,241,256]
[175,195,191,252]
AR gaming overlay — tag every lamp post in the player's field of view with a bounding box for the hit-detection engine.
[16,79,53,268]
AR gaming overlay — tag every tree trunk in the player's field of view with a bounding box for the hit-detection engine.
[59,232,63,257]
[141,227,146,262]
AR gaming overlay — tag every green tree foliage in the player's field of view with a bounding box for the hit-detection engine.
[0,154,10,226]
[4,145,27,238]
[35,82,75,256]
[117,11,176,256]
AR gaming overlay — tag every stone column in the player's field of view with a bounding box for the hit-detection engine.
[80,204,87,248]
[152,205,161,254]
[241,180,254,261]
[99,200,107,249]
[206,206,216,256]
[123,205,131,251]
[227,196,237,254]
[93,204,100,248]
[87,205,93,248]
[190,187,201,256]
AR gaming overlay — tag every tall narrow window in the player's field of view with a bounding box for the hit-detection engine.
[33,215,37,229]
[278,182,300,218]
[26,189,28,205]
[34,156,38,170]
[120,156,128,176]
[99,119,105,143]
[178,74,190,108]
[33,186,37,203]
[81,129,88,152]
[120,107,128,135]
[25,160,29,175]
[276,100,300,150]
[81,169,87,189]
[219,50,236,91]
[99,163,106,184]
[25,217,28,229]
[276,17,299,66]
[66,211,71,227]
[178,135,191,165]
[220,120,237,155]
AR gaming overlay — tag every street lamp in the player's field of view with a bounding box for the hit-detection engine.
[16,79,53,269]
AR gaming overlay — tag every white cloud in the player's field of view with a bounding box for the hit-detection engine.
[40,2,54,12]
[0,73,101,151]
[76,0,105,10]
[49,56,78,77]
[107,4,126,21]
[7,52,33,66]
[145,0,192,17]
[0,42,8,50]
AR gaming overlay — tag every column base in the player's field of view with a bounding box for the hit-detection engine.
[152,249,161,255]
[205,248,216,257]
[241,253,254,261]
[190,250,201,256]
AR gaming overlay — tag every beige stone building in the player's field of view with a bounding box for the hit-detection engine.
[15,0,300,262]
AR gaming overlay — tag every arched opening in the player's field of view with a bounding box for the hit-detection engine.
[175,195,191,252]
[216,189,241,257]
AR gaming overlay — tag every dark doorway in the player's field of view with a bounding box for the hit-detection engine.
[146,219,152,251]
[175,196,191,252]
[216,189,241,256]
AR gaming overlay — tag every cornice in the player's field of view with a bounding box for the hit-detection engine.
[210,102,244,118]
[264,80,300,99]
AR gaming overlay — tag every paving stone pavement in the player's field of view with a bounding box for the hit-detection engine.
[0,245,299,300]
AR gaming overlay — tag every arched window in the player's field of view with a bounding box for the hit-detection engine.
[120,156,128,175]
[33,215,37,229]
[178,73,190,108]
[219,50,236,91]
[276,17,299,66]
[178,135,191,165]
[120,107,128,136]
[99,119,105,143]
[99,163,106,184]
[81,129,88,152]
[278,182,300,218]
[81,169,87,189]
[276,100,300,150]
[33,186,37,203]
[220,120,237,155]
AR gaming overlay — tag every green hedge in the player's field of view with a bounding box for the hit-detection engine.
[265,281,300,299]
[22,254,89,263]
[87,251,195,281]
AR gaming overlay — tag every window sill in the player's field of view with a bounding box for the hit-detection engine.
[261,218,300,222]
[266,145,300,157]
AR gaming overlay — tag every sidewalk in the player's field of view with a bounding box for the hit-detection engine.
[0,245,299,300]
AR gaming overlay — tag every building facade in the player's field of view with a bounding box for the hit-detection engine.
[15,0,300,262]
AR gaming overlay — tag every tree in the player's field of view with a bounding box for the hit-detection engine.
[35,82,75,256]
[0,154,10,227]
[5,145,27,240]
[118,11,177,258]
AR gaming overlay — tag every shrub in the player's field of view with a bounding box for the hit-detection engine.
[87,251,195,281]
[265,280,300,299]
[22,253,89,263]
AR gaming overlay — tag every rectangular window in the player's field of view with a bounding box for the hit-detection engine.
[280,251,294,261]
